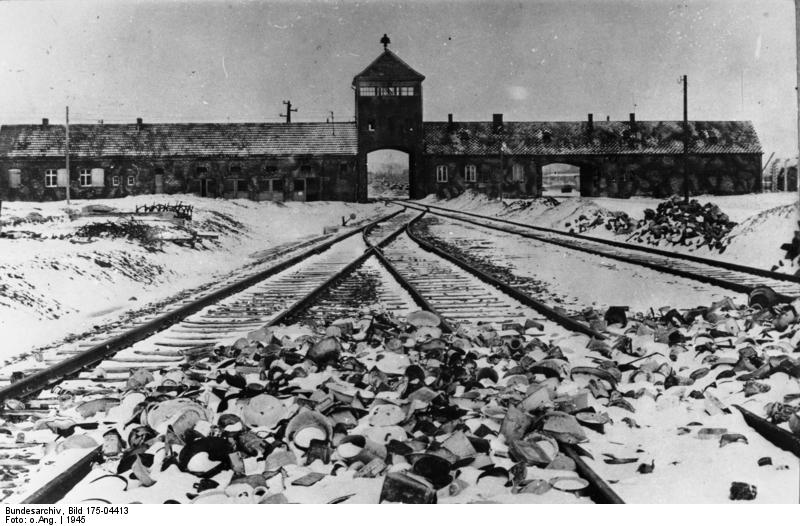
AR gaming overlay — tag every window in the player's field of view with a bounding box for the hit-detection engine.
[512,164,524,182]
[44,169,58,188]
[367,120,375,132]
[464,165,477,183]
[112,175,120,186]
[400,86,414,96]
[127,174,136,186]
[79,169,92,187]
[196,166,208,176]
[271,179,284,192]
[90,168,105,187]
[294,179,306,192]
[8,169,21,188]
[359,86,376,97]
[436,165,448,183]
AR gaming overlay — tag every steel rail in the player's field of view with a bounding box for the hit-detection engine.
[398,200,800,287]
[734,405,800,458]
[0,209,404,404]
[562,444,626,504]
[362,212,455,334]
[395,201,798,301]
[19,447,102,504]
[403,212,606,339]
[16,210,413,504]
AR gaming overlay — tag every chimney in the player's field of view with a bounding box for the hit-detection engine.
[446,113,455,132]
[41,118,49,126]
[629,113,636,125]
[606,115,610,122]
[587,113,594,134]
[492,113,503,133]
[136,117,143,125]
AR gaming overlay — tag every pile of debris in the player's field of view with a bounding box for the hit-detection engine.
[620,198,737,252]
[75,219,162,248]
[4,291,800,503]
[566,211,607,233]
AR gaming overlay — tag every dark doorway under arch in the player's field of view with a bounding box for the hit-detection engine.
[367,149,410,199]
[542,163,581,196]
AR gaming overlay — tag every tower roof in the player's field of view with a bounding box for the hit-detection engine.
[352,49,425,85]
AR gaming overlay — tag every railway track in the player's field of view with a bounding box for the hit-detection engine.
[390,201,800,500]
[5,202,795,504]
[3,206,627,505]
[395,200,800,300]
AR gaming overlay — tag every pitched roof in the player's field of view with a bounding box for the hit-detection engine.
[423,120,762,156]
[0,122,357,158]
[352,49,425,84]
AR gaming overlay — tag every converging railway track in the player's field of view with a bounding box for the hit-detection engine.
[2,202,797,504]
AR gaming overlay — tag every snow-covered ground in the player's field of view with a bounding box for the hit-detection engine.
[0,195,392,360]
[417,191,798,274]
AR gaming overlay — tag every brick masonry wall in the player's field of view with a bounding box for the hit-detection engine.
[423,153,762,198]
[0,155,358,202]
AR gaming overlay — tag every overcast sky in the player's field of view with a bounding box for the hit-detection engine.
[0,0,796,156]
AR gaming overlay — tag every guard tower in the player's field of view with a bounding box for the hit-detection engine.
[353,35,425,200]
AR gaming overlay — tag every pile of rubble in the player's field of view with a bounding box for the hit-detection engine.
[618,198,737,252]
[3,290,800,503]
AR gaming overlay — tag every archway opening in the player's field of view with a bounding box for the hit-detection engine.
[367,149,410,199]
[542,163,581,196]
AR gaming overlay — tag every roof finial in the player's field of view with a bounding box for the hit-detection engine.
[380,34,391,50]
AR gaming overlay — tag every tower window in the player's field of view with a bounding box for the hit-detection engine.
[400,86,414,96]
[464,164,477,183]
[359,86,377,97]
[367,120,375,132]
[436,165,448,183]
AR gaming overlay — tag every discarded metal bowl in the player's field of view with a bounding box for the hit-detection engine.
[379,471,437,503]
[476,367,499,384]
[575,412,610,434]
[285,408,332,449]
[336,434,387,465]
[509,432,559,467]
[549,476,590,497]
[406,311,441,328]
[411,453,454,489]
[748,286,778,310]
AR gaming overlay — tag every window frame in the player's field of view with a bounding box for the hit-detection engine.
[79,168,92,187]
[400,86,414,96]
[44,169,58,188]
[112,175,121,187]
[127,174,136,186]
[464,164,477,183]
[436,165,448,183]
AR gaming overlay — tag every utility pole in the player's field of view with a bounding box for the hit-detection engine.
[681,75,689,202]
[280,100,297,123]
[329,111,335,136]
[796,1,800,199]
[65,106,70,204]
